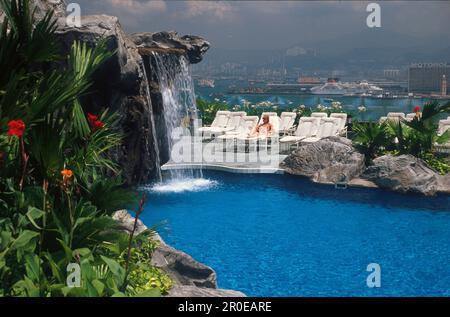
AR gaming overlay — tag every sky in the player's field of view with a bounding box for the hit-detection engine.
[74,1,450,52]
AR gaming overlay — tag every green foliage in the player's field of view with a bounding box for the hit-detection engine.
[101,233,173,295]
[353,101,450,171]
[423,154,450,175]
[196,98,228,125]
[387,101,450,157]
[0,0,170,297]
[121,238,173,295]
[352,121,390,165]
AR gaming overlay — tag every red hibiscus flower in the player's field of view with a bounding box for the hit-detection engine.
[87,113,105,131]
[93,120,105,130]
[413,106,421,113]
[7,119,26,137]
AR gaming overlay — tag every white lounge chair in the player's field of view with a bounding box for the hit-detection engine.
[379,112,405,124]
[311,112,328,119]
[279,112,297,136]
[405,113,416,121]
[302,118,340,143]
[207,111,246,135]
[239,112,280,139]
[280,117,320,149]
[217,116,259,140]
[258,112,278,124]
[215,116,259,152]
[386,112,406,122]
[198,110,230,134]
[436,120,450,152]
[438,120,450,135]
[235,114,281,152]
[330,113,347,136]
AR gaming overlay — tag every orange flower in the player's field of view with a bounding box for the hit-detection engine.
[61,169,73,178]
[61,169,73,189]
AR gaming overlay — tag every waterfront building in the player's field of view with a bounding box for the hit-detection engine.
[408,62,450,94]
[442,75,447,96]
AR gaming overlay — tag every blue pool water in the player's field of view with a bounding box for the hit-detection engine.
[141,171,450,296]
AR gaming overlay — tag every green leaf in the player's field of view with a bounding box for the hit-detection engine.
[100,255,125,287]
[0,230,12,250]
[24,253,41,282]
[436,129,450,145]
[26,207,45,230]
[135,288,161,297]
[57,238,73,262]
[92,279,105,297]
[44,253,63,283]
[10,230,39,250]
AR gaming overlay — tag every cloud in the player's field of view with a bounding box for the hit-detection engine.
[105,0,167,15]
[179,1,237,21]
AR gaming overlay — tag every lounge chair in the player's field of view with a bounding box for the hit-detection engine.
[279,117,320,149]
[379,113,405,124]
[386,112,406,122]
[279,112,297,136]
[405,113,416,121]
[215,116,259,151]
[436,120,450,152]
[206,111,246,135]
[330,113,347,136]
[198,110,230,134]
[258,112,278,124]
[235,114,281,152]
[302,118,340,143]
[311,112,328,119]
[217,116,259,141]
[438,120,450,135]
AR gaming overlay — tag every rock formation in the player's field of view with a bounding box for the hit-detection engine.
[131,31,210,64]
[362,154,442,196]
[21,0,210,184]
[281,136,366,184]
[55,15,162,184]
[113,210,245,297]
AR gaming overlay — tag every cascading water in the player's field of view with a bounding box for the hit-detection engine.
[150,52,204,183]
[142,65,162,182]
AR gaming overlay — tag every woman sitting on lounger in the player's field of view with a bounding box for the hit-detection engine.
[251,114,273,137]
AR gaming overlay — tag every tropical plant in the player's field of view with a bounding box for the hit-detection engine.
[196,98,228,125]
[381,101,450,158]
[352,121,390,165]
[0,0,169,297]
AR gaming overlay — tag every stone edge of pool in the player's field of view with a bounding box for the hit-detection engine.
[112,210,247,297]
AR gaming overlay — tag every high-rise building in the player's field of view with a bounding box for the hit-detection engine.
[442,75,447,96]
[408,63,450,93]
[384,69,400,79]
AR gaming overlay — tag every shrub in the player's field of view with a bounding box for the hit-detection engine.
[0,0,169,297]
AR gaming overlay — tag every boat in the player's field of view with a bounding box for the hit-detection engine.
[310,78,346,95]
[311,79,383,95]
[198,79,215,88]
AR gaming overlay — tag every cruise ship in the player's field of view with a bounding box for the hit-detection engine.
[310,78,383,95]
[197,79,215,88]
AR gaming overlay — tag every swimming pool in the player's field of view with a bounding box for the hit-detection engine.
[141,171,450,296]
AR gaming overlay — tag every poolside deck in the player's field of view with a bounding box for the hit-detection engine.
[161,154,288,174]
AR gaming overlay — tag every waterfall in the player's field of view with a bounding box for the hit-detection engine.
[142,65,162,182]
[150,52,202,181]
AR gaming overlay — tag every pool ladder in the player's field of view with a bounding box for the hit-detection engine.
[334,175,349,190]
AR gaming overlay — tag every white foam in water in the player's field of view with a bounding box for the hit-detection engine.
[147,178,218,193]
